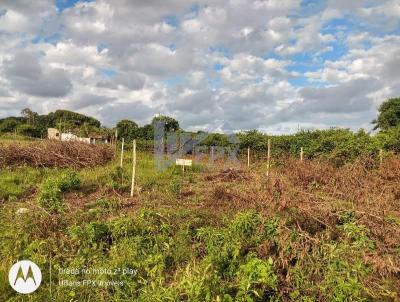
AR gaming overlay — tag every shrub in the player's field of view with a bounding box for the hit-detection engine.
[235,256,278,301]
[38,170,81,212]
[38,177,63,212]
[376,125,400,153]
[108,166,127,190]
[58,170,81,191]
[16,124,41,137]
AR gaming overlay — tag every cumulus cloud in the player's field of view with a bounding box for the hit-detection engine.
[0,0,399,133]
[298,78,380,113]
[69,93,115,110]
[4,51,72,97]
[97,101,155,126]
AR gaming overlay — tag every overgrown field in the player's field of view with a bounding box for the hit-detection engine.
[0,140,399,301]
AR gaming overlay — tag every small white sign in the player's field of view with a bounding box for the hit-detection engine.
[176,159,192,166]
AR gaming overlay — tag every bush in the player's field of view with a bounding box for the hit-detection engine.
[38,170,81,212]
[236,256,277,301]
[376,125,400,153]
[16,124,41,138]
[58,170,81,191]
[0,118,21,133]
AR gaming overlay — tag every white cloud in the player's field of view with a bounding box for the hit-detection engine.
[4,51,72,98]
[0,0,399,133]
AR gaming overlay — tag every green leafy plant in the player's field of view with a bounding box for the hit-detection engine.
[38,170,81,212]
[235,256,277,302]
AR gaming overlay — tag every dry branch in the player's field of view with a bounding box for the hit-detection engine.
[0,140,114,169]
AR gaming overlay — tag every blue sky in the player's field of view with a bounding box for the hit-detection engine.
[55,0,92,11]
[0,0,399,133]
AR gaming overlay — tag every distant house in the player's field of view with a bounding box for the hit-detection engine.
[47,128,105,144]
[60,132,78,142]
[48,128,61,140]
[88,134,109,144]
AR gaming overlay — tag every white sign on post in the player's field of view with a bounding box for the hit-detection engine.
[176,159,192,166]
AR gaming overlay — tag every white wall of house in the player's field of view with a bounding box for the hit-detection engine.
[77,137,91,144]
[61,133,78,142]
[48,128,60,140]
[49,128,102,144]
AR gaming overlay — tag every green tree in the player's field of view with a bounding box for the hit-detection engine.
[151,115,180,133]
[21,108,39,125]
[116,119,138,141]
[376,125,400,153]
[50,110,101,128]
[238,130,268,151]
[373,97,400,130]
[201,133,230,146]
[17,124,40,137]
[0,118,21,133]
[136,124,154,140]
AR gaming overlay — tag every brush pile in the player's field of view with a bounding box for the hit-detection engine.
[0,140,114,169]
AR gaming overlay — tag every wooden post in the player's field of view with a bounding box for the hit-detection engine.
[115,129,118,149]
[130,140,136,197]
[211,146,214,163]
[300,147,304,162]
[266,139,271,177]
[120,138,125,167]
[379,149,383,166]
[247,147,250,168]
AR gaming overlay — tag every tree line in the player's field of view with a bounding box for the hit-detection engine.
[1,97,399,165]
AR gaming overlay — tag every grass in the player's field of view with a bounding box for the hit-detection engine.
[0,139,399,301]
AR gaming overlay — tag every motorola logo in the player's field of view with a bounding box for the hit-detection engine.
[9,260,42,294]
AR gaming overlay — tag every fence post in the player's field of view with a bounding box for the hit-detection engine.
[211,146,214,164]
[266,139,271,177]
[300,147,303,162]
[120,138,125,168]
[130,140,136,197]
[247,147,250,168]
[379,149,383,166]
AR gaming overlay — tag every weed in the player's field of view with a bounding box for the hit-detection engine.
[169,179,181,196]
[236,256,278,301]
[38,170,81,212]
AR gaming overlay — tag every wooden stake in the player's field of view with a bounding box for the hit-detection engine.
[247,147,250,167]
[120,138,125,167]
[379,149,383,166]
[130,140,136,197]
[266,139,271,177]
[211,146,214,163]
[300,147,304,162]
[115,129,118,149]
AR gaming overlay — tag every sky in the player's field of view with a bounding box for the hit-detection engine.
[0,0,399,133]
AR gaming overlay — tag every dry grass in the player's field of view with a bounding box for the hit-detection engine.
[184,156,400,290]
